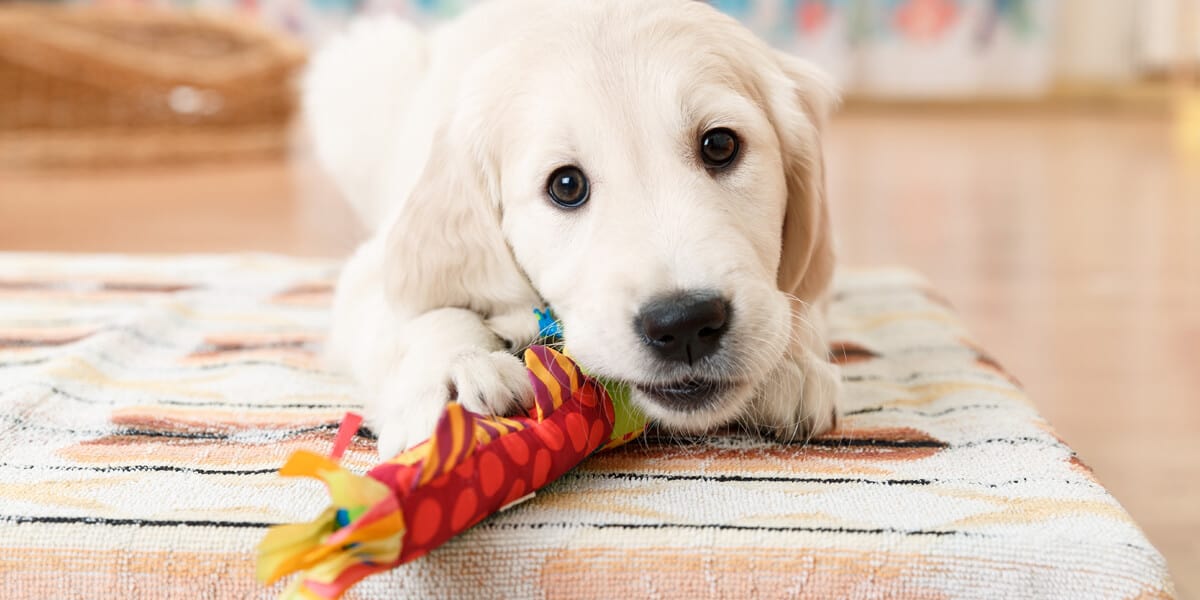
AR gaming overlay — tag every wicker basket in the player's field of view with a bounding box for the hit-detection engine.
[0,4,306,167]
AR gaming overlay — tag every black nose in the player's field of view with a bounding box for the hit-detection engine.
[636,291,730,365]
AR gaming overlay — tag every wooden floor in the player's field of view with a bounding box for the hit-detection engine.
[2,110,1197,595]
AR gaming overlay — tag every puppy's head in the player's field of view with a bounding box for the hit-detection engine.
[386,0,836,431]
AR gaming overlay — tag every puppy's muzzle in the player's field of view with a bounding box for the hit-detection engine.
[635,290,730,365]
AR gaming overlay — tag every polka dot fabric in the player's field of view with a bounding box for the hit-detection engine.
[257,346,641,599]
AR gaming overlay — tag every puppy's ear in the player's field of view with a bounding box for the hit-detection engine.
[382,116,535,317]
[770,52,839,305]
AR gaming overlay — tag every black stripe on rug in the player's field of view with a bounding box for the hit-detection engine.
[0,515,976,537]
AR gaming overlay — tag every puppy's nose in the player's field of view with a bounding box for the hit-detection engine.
[636,291,730,365]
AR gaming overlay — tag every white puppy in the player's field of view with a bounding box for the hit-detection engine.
[306,0,841,458]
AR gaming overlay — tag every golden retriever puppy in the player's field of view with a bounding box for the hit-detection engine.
[306,0,840,458]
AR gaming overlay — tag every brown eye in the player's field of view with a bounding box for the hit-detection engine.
[700,128,739,169]
[547,166,589,208]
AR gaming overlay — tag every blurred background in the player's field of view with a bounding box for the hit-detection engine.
[3,0,1199,165]
[1,0,1197,594]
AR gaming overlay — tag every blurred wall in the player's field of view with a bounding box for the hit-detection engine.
[1055,0,1136,84]
[77,0,1199,98]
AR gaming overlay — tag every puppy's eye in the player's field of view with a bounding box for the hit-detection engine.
[547,166,589,208]
[700,128,739,169]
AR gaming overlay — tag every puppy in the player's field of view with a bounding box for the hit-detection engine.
[306,0,841,458]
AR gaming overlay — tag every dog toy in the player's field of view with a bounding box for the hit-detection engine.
[257,345,646,599]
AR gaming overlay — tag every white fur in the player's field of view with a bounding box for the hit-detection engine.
[308,0,842,458]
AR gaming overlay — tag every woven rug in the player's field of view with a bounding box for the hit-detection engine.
[0,254,1175,599]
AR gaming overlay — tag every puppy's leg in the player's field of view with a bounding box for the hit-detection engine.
[328,240,538,459]
[372,309,535,458]
[749,306,840,442]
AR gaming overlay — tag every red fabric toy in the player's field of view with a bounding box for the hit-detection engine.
[257,345,645,599]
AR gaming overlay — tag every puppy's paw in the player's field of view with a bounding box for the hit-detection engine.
[370,349,534,459]
[752,355,841,444]
[779,358,840,443]
[446,349,535,416]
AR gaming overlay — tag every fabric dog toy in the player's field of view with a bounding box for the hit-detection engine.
[257,345,646,599]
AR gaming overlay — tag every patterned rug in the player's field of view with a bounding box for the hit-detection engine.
[0,254,1175,599]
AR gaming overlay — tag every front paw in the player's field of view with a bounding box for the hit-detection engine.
[446,349,534,415]
[752,355,840,444]
[371,349,534,459]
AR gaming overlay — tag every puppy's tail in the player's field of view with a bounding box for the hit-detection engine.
[303,17,428,228]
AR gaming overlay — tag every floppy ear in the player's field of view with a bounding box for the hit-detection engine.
[770,52,839,305]
[381,117,536,318]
